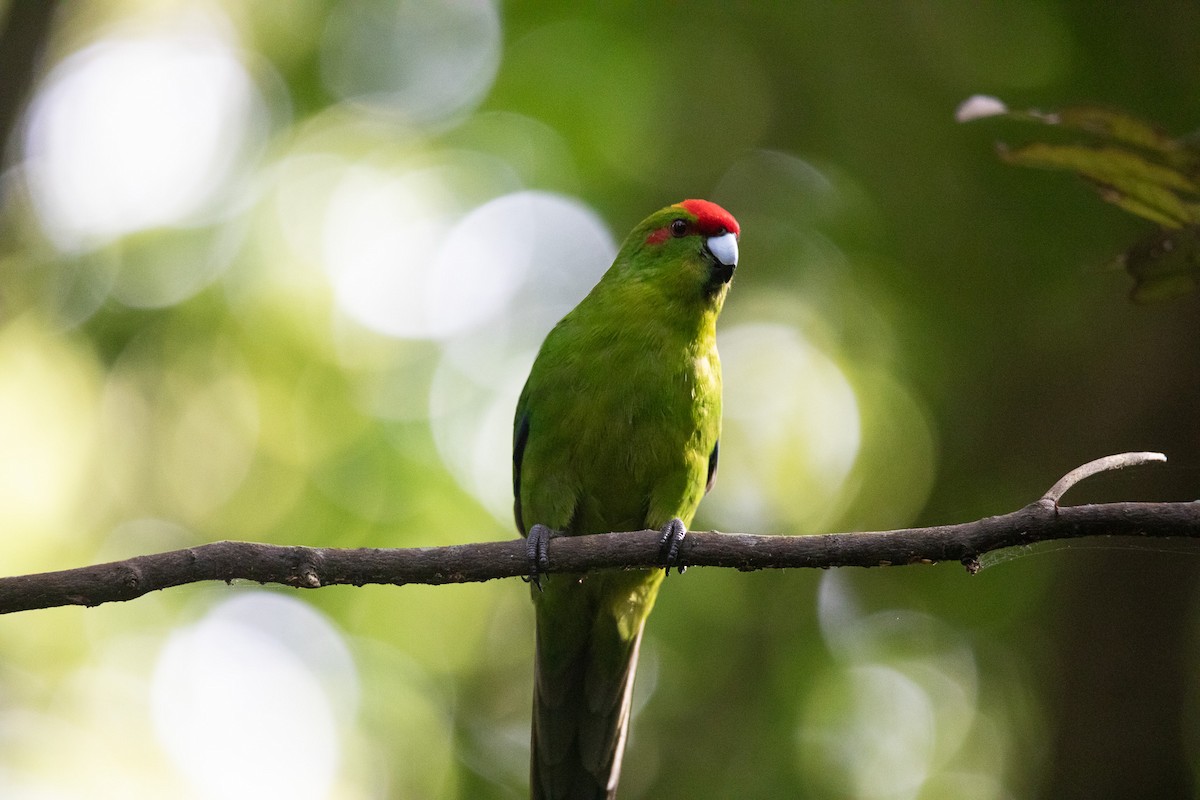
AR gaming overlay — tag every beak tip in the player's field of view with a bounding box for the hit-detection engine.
[707,232,739,268]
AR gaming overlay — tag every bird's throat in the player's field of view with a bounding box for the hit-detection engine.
[705,263,735,297]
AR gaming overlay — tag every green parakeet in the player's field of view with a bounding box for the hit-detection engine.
[513,199,740,799]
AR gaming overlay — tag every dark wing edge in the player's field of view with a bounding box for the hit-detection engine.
[513,410,531,536]
[705,439,719,495]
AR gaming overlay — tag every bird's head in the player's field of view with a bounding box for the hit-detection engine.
[616,199,740,304]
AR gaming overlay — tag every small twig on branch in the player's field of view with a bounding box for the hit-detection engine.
[1041,451,1166,505]
[0,453,1194,615]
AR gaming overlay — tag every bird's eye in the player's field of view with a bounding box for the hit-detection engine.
[670,219,688,237]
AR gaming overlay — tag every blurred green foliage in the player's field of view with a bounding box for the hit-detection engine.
[2,1,1200,799]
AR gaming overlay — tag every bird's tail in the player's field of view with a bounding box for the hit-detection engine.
[530,578,649,800]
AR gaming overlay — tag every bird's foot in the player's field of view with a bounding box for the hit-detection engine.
[524,523,555,591]
[658,518,688,575]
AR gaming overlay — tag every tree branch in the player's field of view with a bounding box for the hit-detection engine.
[1,453,1194,614]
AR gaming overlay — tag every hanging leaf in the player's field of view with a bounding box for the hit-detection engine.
[998,142,1199,227]
[957,96,1193,164]
[959,95,1200,299]
[1052,107,1191,165]
[1087,180,1197,230]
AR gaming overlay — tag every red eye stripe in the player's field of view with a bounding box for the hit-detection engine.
[644,226,672,245]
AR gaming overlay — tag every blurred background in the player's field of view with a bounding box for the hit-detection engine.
[1,1,1199,798]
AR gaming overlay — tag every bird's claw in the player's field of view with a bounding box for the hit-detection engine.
[658,518,688,575]
[524,523,554,590]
